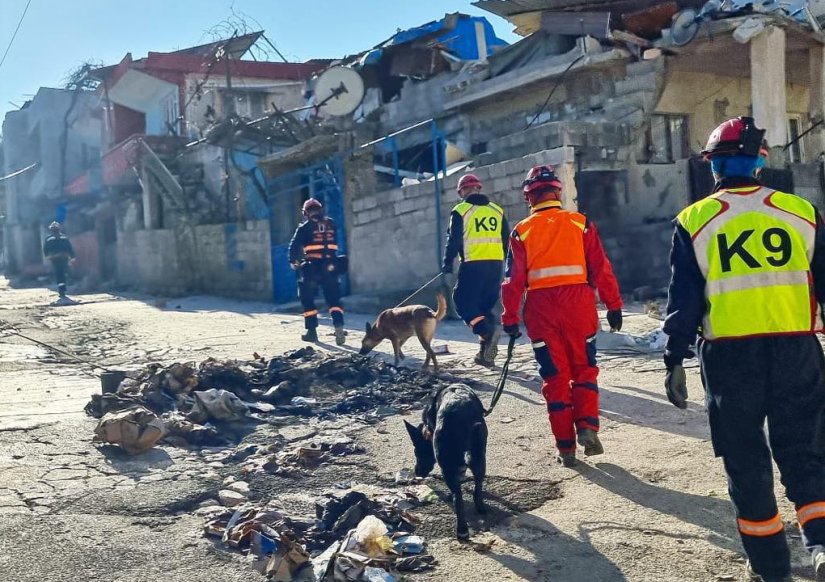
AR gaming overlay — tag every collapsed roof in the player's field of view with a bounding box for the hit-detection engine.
[474,0,825,39]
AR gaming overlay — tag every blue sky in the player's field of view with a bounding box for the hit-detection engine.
[0,0,518,126]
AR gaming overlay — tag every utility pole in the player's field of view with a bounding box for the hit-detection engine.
[222,42,234,222]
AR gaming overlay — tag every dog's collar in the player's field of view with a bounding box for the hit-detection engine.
[423,385,451,434]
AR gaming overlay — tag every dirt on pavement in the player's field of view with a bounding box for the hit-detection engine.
[0,277,818,581]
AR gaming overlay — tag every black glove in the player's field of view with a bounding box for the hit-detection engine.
[503,323,521,339]
[441,264,452,275]
[663,348,694,410]
[665,365,688,409]
[606,310,623,332]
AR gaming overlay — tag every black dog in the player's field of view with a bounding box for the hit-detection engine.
[403,383,488,539]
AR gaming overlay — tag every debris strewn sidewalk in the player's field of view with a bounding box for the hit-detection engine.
[203,483,437,581]
[85,348,482,452]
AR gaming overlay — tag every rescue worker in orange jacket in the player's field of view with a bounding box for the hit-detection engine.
[664,117,825,582]
[288,198,346,345]
[501,165,623,467]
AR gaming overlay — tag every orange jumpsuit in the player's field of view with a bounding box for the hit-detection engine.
[501,200,622,454]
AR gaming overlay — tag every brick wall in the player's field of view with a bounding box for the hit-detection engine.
[116,220,272,300]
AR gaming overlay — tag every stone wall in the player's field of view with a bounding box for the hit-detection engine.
[116,220,272,300]
[347,148,575,293]
[348,148,687,296]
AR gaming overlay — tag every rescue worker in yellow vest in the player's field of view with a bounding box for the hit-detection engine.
[664,117,825,582]
[288,198,346,345]
[442,173,509,366]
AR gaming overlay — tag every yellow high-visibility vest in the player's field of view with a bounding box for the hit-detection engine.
[454,201,505,262]
[677,186,820,339]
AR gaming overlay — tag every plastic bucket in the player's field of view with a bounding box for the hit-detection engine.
[100,371,127,394]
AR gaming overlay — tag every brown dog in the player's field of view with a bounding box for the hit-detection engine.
[359,293,447,370]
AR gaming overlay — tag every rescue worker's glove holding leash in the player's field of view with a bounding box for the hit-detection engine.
[663,348,694,409]
[606,309,623,332]
[503,323,522,339]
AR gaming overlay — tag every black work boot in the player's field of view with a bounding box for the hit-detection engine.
[577,429,604,456]
[746,561,792,582]
[557,452,577,468]
[482,326,501,364]
[301,328,318,342]
[334,325,346,346]
[474,338,491,367]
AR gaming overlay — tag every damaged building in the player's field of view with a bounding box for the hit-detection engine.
[260,5,825,303]
[5,6,824,305]
[89,33,326,299]
[1,87,102,280]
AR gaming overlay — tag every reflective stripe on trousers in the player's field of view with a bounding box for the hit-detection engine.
[798,502,825,527]
[737,514,784,537]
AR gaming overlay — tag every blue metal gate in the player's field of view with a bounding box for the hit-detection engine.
[267,156,348,303]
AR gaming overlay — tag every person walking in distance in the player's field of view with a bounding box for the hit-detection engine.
[501,165,623,468]
[43,221,75,303]
[664,116,825,582]
[288,198,346,345]
[442,173,509,366]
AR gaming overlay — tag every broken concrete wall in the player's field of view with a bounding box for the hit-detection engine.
[116,220,272,300]
[376,52,655,160]
[184,76,306,138]
[348,148,575,293]
[790,162,825,207]
[577,160,690,291]
[466,63,630,151]
[656,69,811,156]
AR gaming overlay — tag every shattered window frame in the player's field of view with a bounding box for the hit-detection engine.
[787,116,805,164]
[647,113,690,164]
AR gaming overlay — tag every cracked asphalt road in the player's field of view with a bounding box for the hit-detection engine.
[0,276,820,581]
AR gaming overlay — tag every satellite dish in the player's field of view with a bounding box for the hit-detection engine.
[671,9,700,46]
[313,67,365,117]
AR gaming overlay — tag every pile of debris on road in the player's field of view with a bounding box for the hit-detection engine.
[200,482,437,581]
[86,347,478,452]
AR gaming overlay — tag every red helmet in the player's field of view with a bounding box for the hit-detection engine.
[702,116,768,159]
[522,165,562,205]
[302,198,322,216]
[457,173,482,193]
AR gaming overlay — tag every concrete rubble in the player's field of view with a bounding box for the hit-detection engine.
[84,347,482,452]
